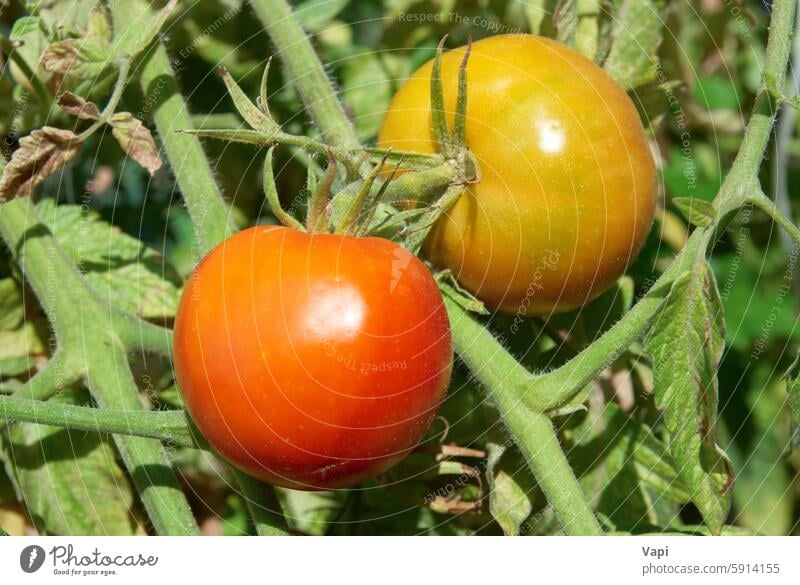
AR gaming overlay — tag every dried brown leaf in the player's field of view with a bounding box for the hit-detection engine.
[57,92,101,120]
[109,113,162,175]
[0,128,82,200]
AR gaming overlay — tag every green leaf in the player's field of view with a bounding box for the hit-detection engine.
[486,435,543,535]
[568,400,689,531]
[0,319,48,364]
[112,0,178,59]
[8,16,49,85]
[0,279,24,330]
[294,0,349,32]
[1,389,138,535]
[36,0,98,32]
[672,197,716,228]
[603,0,670,90]
[35,199,183,319]
[644,267,733,534]
[712,248,800,350]
[721,369,792,535]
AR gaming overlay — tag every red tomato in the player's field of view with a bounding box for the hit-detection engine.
[173,226,452,490]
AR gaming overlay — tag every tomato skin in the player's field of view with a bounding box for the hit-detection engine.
[173,227,452,490]
[378,35,656,315]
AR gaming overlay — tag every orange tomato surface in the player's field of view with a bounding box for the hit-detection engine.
[378,35,656,315]
[173,227,452,490]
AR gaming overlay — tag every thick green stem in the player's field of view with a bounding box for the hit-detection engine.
[445,297,602,535]
[0,394,195,447]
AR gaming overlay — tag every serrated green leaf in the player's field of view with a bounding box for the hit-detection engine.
[644,266,733,534]
[36,0,98,32]
[603,0,670,90]
[86,8,113,44]
[569,400,689,531]
[2,389,138,535]
[8,16,48,89]
[672,197,716,228]
[35,199,183,319]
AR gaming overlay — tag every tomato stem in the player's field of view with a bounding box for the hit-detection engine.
[335,151,389,235]
[444,296,603,535]
[133,11,234,258]
[306,150,336,233]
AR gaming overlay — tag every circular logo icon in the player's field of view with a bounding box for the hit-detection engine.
[19,545,46,573]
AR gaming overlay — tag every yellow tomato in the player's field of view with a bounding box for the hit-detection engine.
[378,35,656,315]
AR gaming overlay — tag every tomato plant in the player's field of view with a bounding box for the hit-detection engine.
[1,0,799,541]
[379,35,657,315]
[173,226,452,490]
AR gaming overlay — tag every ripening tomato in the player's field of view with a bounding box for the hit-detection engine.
[173,226,452,490]
[378,35,656,315]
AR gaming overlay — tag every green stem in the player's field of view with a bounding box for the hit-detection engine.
[77,59,130,141]
[0,352,82,433]
[131,14,234,257]
[445,297,602,535]
[0,394,196,447]
[234,470,290,536]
